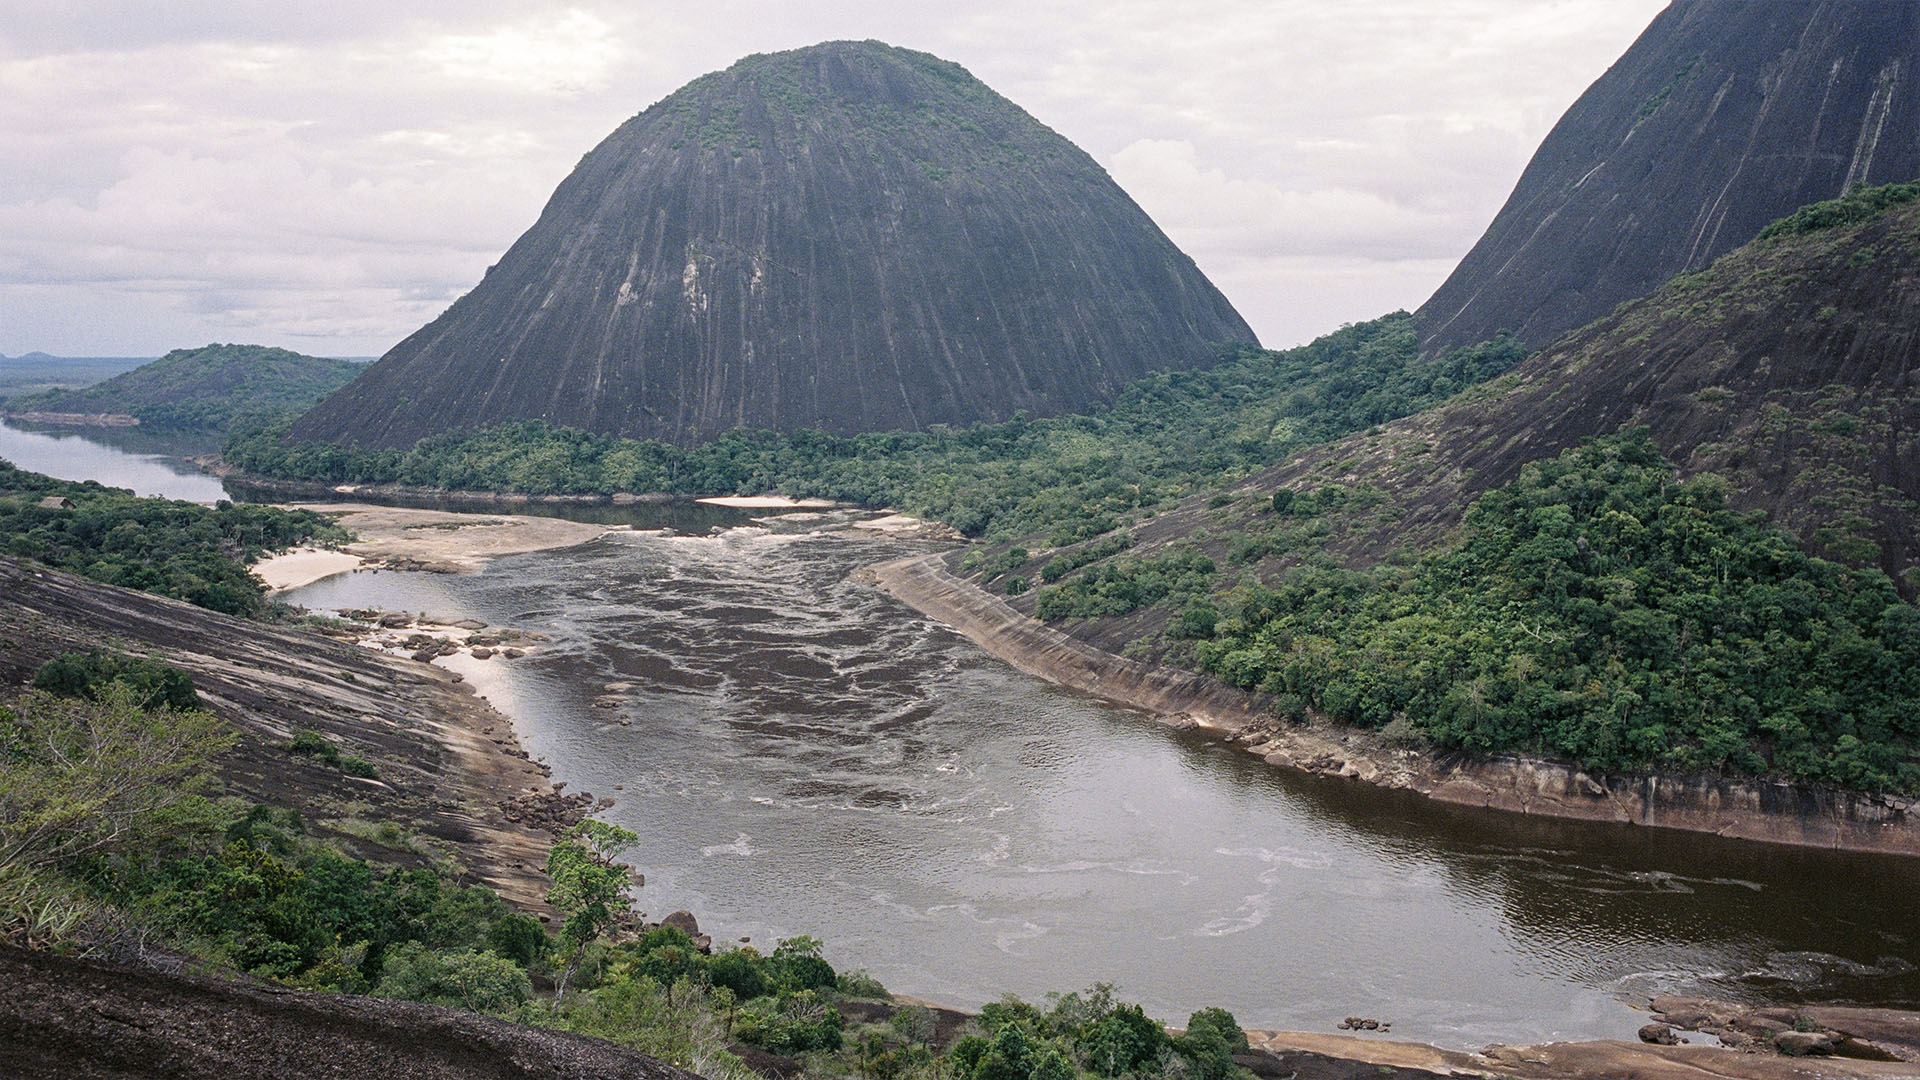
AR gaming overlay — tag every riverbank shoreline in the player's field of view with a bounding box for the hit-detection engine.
[252,502,618,590]
[0,555,588,912]
[864,551,1920,859]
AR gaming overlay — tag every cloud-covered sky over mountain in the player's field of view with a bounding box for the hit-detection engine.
[0,1,1665,356]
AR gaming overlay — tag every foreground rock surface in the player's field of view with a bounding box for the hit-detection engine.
[0,556,579,909]
[0,945,696,1080]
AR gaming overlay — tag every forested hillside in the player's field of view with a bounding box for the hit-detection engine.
[233,316,1522,542]
[3,344,362,432]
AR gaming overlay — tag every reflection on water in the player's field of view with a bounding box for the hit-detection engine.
[286,520,1920,1049]
[0,420,228,502]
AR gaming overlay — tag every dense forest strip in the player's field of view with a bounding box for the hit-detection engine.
[867,552,1920,856]
[227,316,1526,543]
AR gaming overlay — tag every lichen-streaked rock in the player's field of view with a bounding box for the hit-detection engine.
[294,40,1256,450]
[1418,0,1920,356]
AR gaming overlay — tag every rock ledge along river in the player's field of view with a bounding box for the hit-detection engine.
[279,510,1920,1051]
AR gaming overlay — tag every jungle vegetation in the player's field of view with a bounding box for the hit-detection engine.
[0,460,347,617]
[228,315,1525,543]
[1164,432,1920,792]
[1,661,1254,1080]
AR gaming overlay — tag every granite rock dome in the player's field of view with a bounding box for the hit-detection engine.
[294,41,1257,448]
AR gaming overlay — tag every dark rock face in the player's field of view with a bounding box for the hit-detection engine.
[1233,199,1920,592]
[1418,0,1920,356]
[0,944,698,1080]
[295,41,1255,449]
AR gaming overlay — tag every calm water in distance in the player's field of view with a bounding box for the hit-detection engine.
[0,420,227,502]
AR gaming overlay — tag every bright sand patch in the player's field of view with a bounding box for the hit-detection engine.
[695,494,843,508]
[253,547,364,591]
[850,512,965,540]
[260,503,615,579]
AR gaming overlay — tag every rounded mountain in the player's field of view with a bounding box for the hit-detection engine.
[294,41,1257,449]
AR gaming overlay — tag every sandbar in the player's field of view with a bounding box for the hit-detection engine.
[253,503,615,588]
[696,494,843,508]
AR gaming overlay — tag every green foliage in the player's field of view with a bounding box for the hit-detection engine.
[32,650,198,711]
[285,730,379,780]
[1033,550,1216,621]
[1196,432,1920,792]
[231,316,1526,542]
[540,974,755,1080]
[1175,1008,1249,1080]
[545,819,640,999]
[486,912,549,967]
[1039,534,1132,584]
[1758,181,1920,241]
[735,987,846,1053]
[374,942,533,1013]
[0,686,232,908]
[1080,1003,1169,1077]
[0,459,348,617]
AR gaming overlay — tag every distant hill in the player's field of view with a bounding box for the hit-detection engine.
[1417,0,1920,356]
[291,39,1256,450]
[5,344,363,431]
[0,354,154,399]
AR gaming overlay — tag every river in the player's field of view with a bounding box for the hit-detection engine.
[16,428,1920,1048]
[0,419,227,502]
[284,521,1920,1048]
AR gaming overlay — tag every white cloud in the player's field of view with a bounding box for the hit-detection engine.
[0,0,1668,355]
[412,9,625,94]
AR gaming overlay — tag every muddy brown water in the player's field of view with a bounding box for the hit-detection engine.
[27,437,1919,1048]
[283,515,1920,1050]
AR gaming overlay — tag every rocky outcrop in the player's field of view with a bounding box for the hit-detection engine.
[0,556,575,909]
[0,945,697,1080]
[1651,996,1920,1062]
[1171,197,1920,593]
[1418,0,1920,356]
[868,552,1920,856]
[293,40,1255,450]
[1250,1029,1918,1080]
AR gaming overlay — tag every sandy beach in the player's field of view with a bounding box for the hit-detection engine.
[695,494,843,508]
[252,503,615,591]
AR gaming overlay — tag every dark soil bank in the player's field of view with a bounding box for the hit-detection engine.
[0,945,696,1080]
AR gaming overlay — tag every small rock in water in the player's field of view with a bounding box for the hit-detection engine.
[471,647,493,660]
[1639,1023,1682,1046]
[662,910,700,936]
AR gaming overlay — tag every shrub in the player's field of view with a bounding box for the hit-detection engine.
[375,942,532,1013]
[32,650,198,711]
[735,988,844,1053]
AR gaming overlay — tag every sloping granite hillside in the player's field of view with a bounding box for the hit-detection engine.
[294,40,1255,449]
[1418,0,1920,356]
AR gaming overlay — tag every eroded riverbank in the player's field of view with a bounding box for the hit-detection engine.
[866,551,1920,859]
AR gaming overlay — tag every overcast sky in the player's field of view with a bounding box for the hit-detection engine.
[0,1,1668,358]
